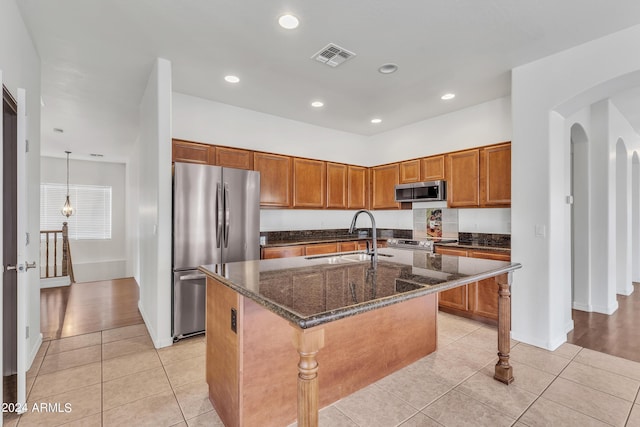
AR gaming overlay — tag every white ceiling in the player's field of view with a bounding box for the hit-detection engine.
[16,0,640,163]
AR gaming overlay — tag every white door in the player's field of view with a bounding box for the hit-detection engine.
[1,73,30,418]
[16,87,29,413]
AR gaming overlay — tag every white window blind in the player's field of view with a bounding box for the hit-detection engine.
[40,183,112,240]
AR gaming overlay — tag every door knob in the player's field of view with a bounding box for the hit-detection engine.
[25,261,36,271]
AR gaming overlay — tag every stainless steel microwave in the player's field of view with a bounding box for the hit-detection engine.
[394,180,446,202]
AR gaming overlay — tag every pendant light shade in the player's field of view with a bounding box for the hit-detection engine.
[61,151,74,218]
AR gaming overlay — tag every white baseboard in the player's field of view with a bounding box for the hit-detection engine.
[40,276,70,289]
[27,333,43,369]
[138,300,173,349]
[617,285,634,296]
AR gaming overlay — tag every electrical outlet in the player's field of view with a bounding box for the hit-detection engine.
[230,308,237,333]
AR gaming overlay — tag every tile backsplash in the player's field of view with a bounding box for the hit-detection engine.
[413,208,458,239]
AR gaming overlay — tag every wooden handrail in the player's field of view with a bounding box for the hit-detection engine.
[40,222,74,283]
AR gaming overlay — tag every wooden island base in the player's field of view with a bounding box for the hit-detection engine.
[206,277,438,427]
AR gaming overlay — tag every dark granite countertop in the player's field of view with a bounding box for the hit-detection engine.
[260,228,412,248]
[199,248,521,329]
[435,242,511,253]
[262,235,382,247]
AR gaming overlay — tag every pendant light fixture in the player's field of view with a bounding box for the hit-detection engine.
[61,151,74,218]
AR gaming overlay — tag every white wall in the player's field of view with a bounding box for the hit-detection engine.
[366,97,512,165]
[511,24,640,350]
[1,0,43,368]
[610,103,638,296]
[136,58,173,348]
[458,208,511,234]
[172,92,367,164]
[40,157,127,282]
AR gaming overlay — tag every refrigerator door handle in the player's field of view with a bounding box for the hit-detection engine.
[216,182,223,248]
[224,183,230,248]
[179,273,206,281]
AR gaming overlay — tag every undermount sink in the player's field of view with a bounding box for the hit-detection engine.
[305,251,393,263]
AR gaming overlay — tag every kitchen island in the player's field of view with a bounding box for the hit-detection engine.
[200,249,521,427]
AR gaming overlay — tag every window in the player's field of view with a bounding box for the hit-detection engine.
[40,183,112,240]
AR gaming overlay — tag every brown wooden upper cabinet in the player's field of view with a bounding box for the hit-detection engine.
[326,162,347,209]
[292,158,326,208]
[447,149,480,208]
[399,159,421,183]
[215,146,253,170]
[347,166,368,209]
[480,143,511,207]
[371,163,400,209]
[172,139,214,165]
[253,153,291,207]
[421,155,446,181]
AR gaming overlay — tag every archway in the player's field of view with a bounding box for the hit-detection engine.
[570,123,590,310]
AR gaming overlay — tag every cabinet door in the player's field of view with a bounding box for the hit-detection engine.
[215,146,253,170]
[172,139,214,165]
[480,143,511,207]
[435,246,469,311]
[347,166,368,209]
[253,153,291,207]
[326,163,347,209]
[447,149,479,207]
[468,250,511,320]
[421,155,446,181]
[292,158,326,208]
[261,245,304,259]
[400,160,421,183]
[305,242,338,256]
[371,164,400,209]
[338,241,358,252]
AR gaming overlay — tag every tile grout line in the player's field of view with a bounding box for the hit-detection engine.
[157,345,189,425]
[623,385,640,426]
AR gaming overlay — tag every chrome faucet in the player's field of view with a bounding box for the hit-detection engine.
[349,209,377,265]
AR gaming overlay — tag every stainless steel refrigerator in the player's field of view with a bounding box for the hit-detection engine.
[172,162,260,340]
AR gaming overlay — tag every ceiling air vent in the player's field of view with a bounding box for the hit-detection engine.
[312,43,356,67]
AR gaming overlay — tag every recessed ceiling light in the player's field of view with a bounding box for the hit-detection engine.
[311,101,324,108]
[378,63,398,74]
[53,128,64,133]
[371,118,382,124]
[441,93,456,100]
[278,14,299,29]
[90,153,104,157]
[224,75,240,83]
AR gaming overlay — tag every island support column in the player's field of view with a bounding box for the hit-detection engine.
[292,326,325,427]
[494,271,514,384]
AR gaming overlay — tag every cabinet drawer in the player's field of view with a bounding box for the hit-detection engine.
[304,243,338,256]
[261,246,304,259]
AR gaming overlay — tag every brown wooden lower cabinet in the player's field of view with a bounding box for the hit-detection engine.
[338,241,357,252]
[435,246,510,323]
[261,246,304,259]
[261,240,386,259]
[304,242,338,256]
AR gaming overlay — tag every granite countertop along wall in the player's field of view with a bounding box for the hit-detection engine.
[436,232,511,252]
[260,228,412,247]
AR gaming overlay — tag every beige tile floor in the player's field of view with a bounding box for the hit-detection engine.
[4,312,640,426]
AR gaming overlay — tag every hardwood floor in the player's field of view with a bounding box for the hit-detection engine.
[567,282,640,363]
[40,277,143,340]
